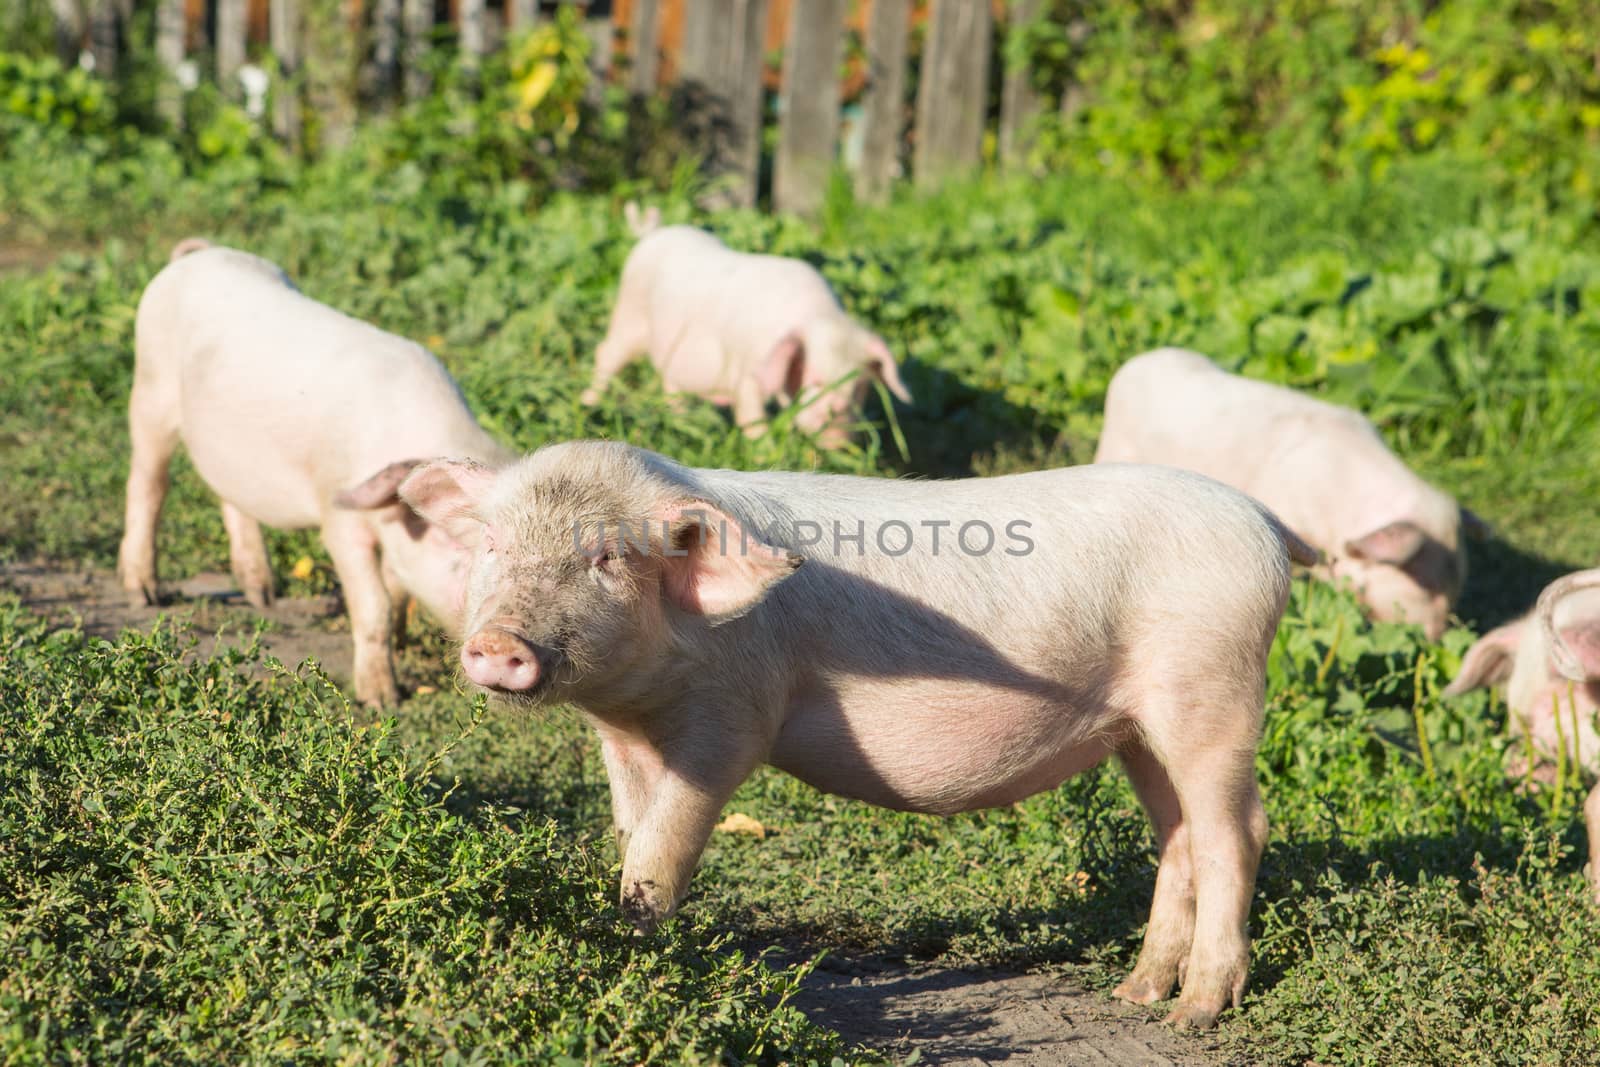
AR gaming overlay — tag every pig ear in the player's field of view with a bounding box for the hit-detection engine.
[863,334,913,404]
[1344,520,1427,565]
[397,459,499,547]
[757,332,806,399]
[656,501,802,621]
[1460,507,1492,541]
[1538,569,1600,681]
[1442,620,1525,696]
[334,459,426,510]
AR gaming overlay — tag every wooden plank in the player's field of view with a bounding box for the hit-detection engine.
[774,0,845,215]
[155,0,186,125]
[912,0,992,187]
[508,0,538,31]
[86,0,118,76]
[999,0,1041,165]
[627,0,660,93]
[402,0,432,99]
[270,0,301,143]
[367,0,402,99]
[855,0,909,203]
[217,0,248,90]
[48,0,83,65]
[459,0,487,74]
[677,0,768,209]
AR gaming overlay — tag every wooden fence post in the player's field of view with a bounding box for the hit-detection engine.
[368,0,402,99]
[999,0,1041,165]
[217,0,248,92]
[582,2,614,101]
[627,0,660,94]
[509,0,538,31]
[855,0,909,203]
[270,0,301,143]
[402,0,432,98]
[459,0,488,76]
[678,0,768,209]
[155,0,186,125]
[775,0,844,215]
[913,0,992,187]
[87,0,118,76]
[48,0,83,66]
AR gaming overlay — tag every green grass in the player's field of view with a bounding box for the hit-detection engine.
[4,129,1600,1064]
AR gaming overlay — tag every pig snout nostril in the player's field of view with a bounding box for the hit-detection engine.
[460,629,543,692]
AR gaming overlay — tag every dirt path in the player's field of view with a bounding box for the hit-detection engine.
[792,955,1234,1065]
[3,560,1239,1065]
[0,561,354,688]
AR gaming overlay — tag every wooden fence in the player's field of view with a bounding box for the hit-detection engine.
[44,0,1059,212]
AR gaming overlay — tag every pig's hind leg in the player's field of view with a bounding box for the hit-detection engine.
[1120,688,1268,1029]
[1112,741,1197,1007]
[117,377,180,606]
[221,501,275,608]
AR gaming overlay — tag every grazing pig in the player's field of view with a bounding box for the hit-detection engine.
[580,204,911,448]
[1095,348,1487,639]
[399,440,1316,1027]
[1445,569,1600,902]
[117,239,514,706]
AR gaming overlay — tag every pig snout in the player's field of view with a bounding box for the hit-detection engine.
[461,626,550,692]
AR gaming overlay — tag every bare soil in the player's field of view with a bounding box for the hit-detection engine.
[0,561,355,689]
[2,560,1238,1065]
[791,954,1234,1065]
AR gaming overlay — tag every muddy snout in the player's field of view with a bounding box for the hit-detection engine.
[460,626,553,693]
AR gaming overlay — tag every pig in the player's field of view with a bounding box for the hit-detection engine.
[1444,569,1600,902]
[397,439,1318,1027]
[580,203,912,448]
[117,238,515,706]
[1095,348,1488,639]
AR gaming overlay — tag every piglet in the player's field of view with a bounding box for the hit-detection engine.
[118,239,514,705]
[581,204,911,448]
[1096,347,1487,639]
[399,440,1316,1027]
[1445,569,1600,902]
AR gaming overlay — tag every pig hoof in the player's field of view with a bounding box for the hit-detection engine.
[355,675,402,708]
[1162,1000,1223,1030]
[242,583,275,610]
[1113,974,1172,1006]
[579,388,602,407]
[620,878,668,933]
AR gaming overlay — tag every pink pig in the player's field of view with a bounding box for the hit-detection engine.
[1096,348,1488,639]
[1445,569,1600,902]
[581,203,912,448]
[118,239,513,705]
[397,440,1317,1027]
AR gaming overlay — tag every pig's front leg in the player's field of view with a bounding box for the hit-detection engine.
[617,717,766,933]
[595,723,665,859]
[733,376,768,439]
[1585,783,1600,905]
[321,512,401,707]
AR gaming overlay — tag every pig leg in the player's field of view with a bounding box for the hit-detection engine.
[321,513,400,707]
[580,309,647,406]
[381,559,411,650]
[1161,737,1268,1029]
[1112,741,1196,1006]
[616,721,765,932]
[733,376,768,438]
[117,380,179,607]
[1586,783,1600,905]
[596,723,666,859]
[220,501,275,608]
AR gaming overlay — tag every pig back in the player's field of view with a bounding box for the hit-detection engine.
[142,249,501,529]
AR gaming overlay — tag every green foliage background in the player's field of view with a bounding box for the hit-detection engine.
[2,1,1600,1063]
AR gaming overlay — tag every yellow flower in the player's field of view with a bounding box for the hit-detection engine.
[290,556,314,581]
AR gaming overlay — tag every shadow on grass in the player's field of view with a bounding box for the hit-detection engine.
[1456,532,1587,632]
